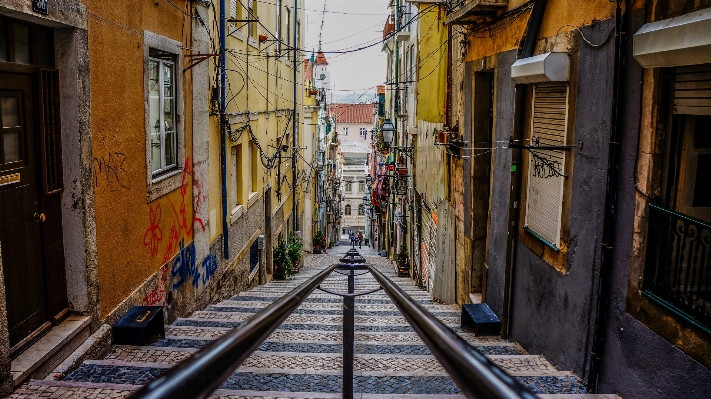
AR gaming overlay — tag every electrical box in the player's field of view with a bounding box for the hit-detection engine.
[257,234,265,250]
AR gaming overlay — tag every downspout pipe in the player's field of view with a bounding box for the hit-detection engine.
[588,0,626,391]
[220,0,230,258]
[500,0,547,340]
[292,0,298,232]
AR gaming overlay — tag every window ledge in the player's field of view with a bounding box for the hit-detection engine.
[248,191,259,207]
[248,36,259,49]
[230,204,245,224]
[147,168,183,203]
[229,28,244,40]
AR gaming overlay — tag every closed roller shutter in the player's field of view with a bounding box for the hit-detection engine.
[524,82,568,249]
[675,64,711,115]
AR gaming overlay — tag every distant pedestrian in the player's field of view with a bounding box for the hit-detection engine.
[357,231,363,249]
[349,232,355,247]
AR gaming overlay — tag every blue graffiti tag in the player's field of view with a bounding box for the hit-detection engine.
[171,240,196,290]
[171,241,219,290]
[194,253,218,288]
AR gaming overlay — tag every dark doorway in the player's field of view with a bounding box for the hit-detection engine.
[264,187,273,275]
[0,16,68,356]
[471,71,494,297]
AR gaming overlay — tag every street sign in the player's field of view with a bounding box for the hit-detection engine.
[33,0,48,15]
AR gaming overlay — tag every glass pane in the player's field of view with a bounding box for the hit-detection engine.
[148,60,160,96]
[1,97,19,128]
[149,97,160,134]
[33,27,52,67]
[163,63,173,97]
[151,133,161,172]
[13,23,30,64]
[0,19,7,62]
[3,132,20,162]
[163,97,174,131]
[165,131,176,168]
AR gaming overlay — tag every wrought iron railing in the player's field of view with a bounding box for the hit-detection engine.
[642,204,711,334]
[128,248,536,399]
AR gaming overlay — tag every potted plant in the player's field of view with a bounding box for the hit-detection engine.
[313,229,325,254]
[287,231,303,273]
[396,244,409,276]
[273,238,294,280]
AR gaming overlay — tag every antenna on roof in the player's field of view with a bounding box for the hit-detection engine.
[317,0,327,51]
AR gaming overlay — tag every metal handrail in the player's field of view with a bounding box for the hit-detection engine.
[127,264,337,399]
[368,265,537,399]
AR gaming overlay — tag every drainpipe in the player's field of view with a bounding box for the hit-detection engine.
[292,0,298,232]
[588,0,626,391]
[500,0,547,340]
[219,0,230,258]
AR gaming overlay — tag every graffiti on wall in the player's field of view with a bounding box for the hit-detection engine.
[142,265,168,306]
[143,204,163,257]
[93,152,130,192]
[170,240,219,290]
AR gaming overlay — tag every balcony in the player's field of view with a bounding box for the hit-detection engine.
[642,204,711,334]
[445,0,508,25]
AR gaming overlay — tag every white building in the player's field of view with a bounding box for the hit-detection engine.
[339,141,370,239]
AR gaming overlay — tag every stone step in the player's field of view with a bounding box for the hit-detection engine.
[215,299,459,312]
[163,326,509,345]
[57,363,589,395]
[204,304,459,318]
[187,311,460,326]
[87,350,566,377]
[172,318,460,333]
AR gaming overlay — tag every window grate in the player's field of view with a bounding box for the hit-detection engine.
[39,69,63,194]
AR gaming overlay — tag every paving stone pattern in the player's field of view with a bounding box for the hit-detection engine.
[10,243,595,398]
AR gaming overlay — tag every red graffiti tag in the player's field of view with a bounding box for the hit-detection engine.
[143,205,163,257]
[142,266,168,306]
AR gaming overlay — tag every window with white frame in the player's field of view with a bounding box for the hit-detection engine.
[275,0,282,52]
[149,49,177,175]
[343,126,348,136]
[231,144,243,208]
[358,204,365,215]
[250,141,258,195]
[358,180,366,193]
[247,0,257,38]
[345,204,351,215]
[229,0,242,38]
[345,181,352,192]
[359,127,367,137]
[524,82,569,249]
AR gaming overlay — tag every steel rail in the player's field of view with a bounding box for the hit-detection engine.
[367,265,538,399]
[127,264,337,399]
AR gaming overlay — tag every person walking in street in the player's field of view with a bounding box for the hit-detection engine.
[357,231,363,249]
[349,231,355,247]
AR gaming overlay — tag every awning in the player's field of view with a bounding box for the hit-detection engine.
[633,8,711,68]
[511,52,570,84]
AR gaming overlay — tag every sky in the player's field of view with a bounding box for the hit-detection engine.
[303,0,390,102]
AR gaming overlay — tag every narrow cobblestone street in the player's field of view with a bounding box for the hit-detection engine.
[10,245,611,398]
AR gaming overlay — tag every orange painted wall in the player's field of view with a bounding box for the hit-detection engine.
[85,0,195,318]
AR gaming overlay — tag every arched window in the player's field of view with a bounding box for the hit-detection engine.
[345,204,352,215]
[358,204,365,215]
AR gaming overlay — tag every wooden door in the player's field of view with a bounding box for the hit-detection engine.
[0,72,50,350]
[0,69,66,353]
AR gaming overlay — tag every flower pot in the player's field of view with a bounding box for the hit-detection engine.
[388,164,394,171]
[437,130,448,144]
[396,167,408,175]
[308,89,318,96]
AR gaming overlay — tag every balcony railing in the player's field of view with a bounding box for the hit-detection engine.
[642,204,711,334]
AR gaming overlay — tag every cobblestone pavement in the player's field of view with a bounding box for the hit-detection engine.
[10,241,611,398]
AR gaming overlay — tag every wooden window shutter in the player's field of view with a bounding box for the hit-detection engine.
[248,142,253,193]
[230,146,238,207]
[524,82,568,248]
[39,68,63,195]
[674,64,711,115]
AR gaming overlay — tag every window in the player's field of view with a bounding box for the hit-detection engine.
[343,126,348,136]
[345,204,351,215]
[360,127,367,137]
[358,180,366,193]
[230,144,243,208]
[286,8,291,47]
[250,141,258,194]
[144,32,184,201]
[358,204,365,215]
[275,0,282,52]
[229,0,243,38]
[149,49,177,175]
[345,181,352,192]
[524,82,569,250]
[248,0,257,38]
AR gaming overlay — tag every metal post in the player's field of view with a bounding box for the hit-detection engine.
[292,0,298,233]
[219,0,229,258]
[342,269,355,399]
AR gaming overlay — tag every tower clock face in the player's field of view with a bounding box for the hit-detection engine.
[320,74,326,80]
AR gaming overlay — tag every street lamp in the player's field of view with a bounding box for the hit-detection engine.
[381,119,395,145]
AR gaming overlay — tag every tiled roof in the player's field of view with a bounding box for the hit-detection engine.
[329,103,374,124]
[315,51,328,65]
